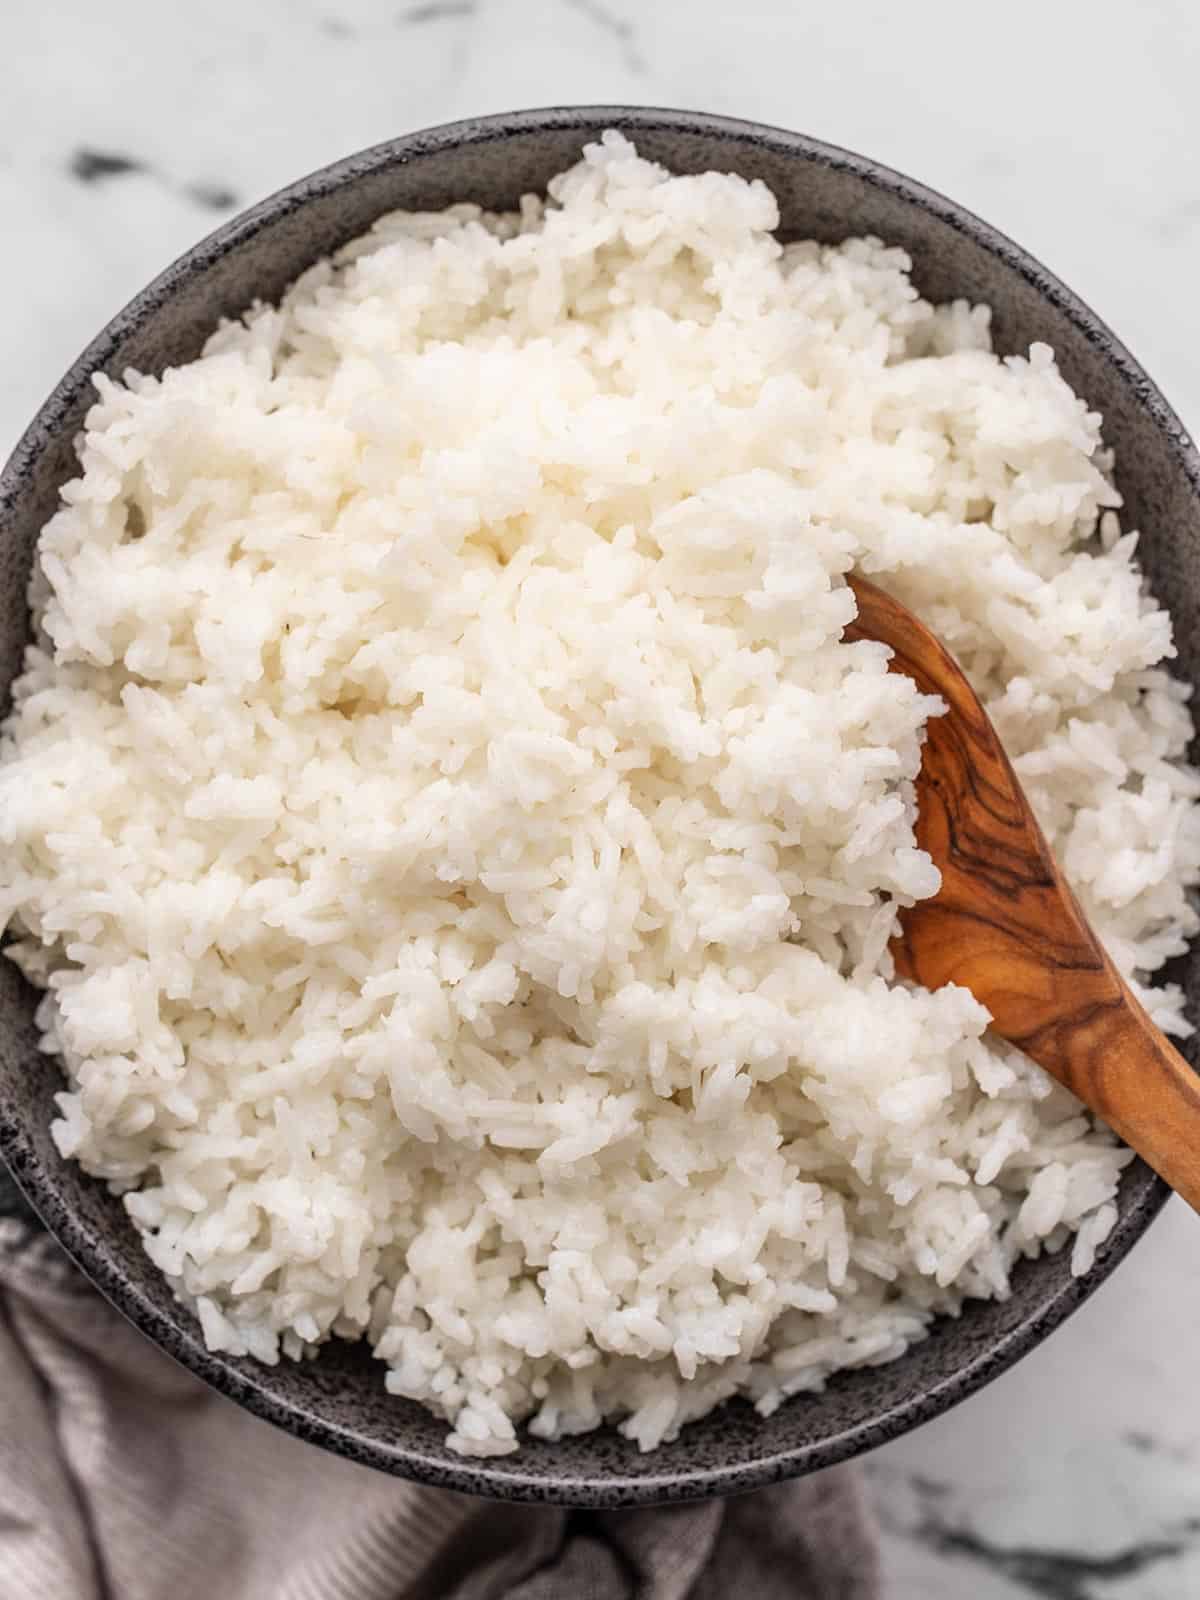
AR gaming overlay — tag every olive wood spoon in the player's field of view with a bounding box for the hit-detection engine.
[845,572,1200,1210]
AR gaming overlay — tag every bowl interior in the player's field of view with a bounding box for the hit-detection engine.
[1,108,1194,1505]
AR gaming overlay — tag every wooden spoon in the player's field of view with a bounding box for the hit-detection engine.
[845,572,1200,1210]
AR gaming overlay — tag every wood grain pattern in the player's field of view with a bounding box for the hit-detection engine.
[846,573,1200,1211]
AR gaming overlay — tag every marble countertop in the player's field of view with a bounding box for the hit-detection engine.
[4,2,1200,1593]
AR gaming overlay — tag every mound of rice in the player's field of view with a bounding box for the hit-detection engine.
[3,133,1199,1456]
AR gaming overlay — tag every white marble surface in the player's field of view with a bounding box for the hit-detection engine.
[4,3,1200,1593]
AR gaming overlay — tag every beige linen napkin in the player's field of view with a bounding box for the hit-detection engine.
[0,1211,880,1600]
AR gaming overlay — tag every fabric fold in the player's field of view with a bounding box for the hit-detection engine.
[0,1216,879,1600]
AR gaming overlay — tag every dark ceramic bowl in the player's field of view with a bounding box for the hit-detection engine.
[1,108,1197,1506]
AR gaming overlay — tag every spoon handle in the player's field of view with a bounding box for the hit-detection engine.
[1033,973,1200,1209]
[898,876,1200,1206]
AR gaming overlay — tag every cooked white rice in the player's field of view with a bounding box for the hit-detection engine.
[2,132,1198,1457]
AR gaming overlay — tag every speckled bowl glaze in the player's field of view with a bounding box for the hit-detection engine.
[2,108,1198,1507]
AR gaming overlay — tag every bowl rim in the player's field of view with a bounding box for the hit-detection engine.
[0,103,1189,1505]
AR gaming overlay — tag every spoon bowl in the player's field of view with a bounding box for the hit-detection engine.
[846,573,1200,1210]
